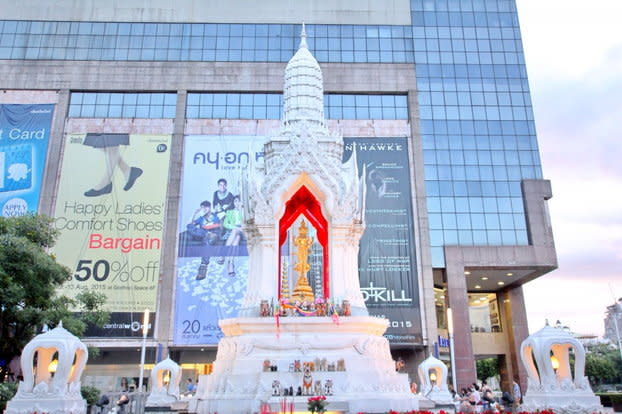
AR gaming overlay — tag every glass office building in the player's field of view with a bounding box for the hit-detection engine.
[0,0,556,392]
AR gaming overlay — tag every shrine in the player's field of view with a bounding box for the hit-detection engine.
[519,323,602,414]
[194,25,418,414]
[417,355,453,405]
[145,357,182,407]
[5,322,88,414]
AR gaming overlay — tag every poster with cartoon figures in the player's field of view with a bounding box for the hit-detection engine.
[53,133,171,336]
[174,135,263,345]
[0,104,54,216]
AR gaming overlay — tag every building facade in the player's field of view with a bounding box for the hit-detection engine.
[0,0,556,393]
[605,299,622,345]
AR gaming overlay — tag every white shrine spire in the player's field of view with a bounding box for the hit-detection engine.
[299,22,308,49]
[281,23,327,131]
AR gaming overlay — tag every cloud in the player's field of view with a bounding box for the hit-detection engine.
[533,47,622,180]
[524,275,617,336]
[518,0,622,336]
[517,0,622,82]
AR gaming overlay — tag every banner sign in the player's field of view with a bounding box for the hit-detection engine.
[53,133,171,336]
[0,104,54,216]
[173,136,421,345]
[343,137,422,344]
[174,135,261,345]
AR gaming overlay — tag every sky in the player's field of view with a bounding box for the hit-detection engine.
[516,0,622,336]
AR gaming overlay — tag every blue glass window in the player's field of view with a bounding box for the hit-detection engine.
[0,20,414,63]
[186,93,408,120]
[68,92,176,118]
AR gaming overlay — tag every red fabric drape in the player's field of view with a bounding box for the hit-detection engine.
[278,186,329,299]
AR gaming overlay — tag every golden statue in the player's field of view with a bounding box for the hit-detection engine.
[292,220,315,302]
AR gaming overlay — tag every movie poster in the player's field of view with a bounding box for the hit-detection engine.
[53,133,171,336]
[174,135,263,345]
[343,137,422,344]
[0,104,54,216]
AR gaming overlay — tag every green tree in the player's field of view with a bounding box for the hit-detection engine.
[585,344,622,385]
[477,357,499,382]
[0,214,108,382]
[586,353,616,385]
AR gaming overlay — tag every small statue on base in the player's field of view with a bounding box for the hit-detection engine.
[314,380,322,396]
[271,380,281,396]
[302,365,313,395]
[260,300,270,317]
[324,379,333,396]
[316,301,326,316]
[342,300,351,316]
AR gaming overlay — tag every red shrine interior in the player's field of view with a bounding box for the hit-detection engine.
[278,185,329,300]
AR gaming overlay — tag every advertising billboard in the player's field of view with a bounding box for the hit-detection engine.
[0,104,54,216]
[54,133,171,336]
[174,135,262,345]
[173,136,421,345]
[343,137,422,344]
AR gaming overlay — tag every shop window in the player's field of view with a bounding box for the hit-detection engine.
[468,293,501,332]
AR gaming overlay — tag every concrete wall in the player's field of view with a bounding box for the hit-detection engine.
[0,90,58,104]
[471,332,508,356]
[0,61,416,93]
[0,0,411,25]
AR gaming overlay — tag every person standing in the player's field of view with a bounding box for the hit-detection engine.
[186,378,196,394]
[512,379,522,409]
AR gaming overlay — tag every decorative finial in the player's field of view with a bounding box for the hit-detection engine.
[58,320,63,329]
[545,319,549,326]
[299,220,308,236]
[299,22,308,49]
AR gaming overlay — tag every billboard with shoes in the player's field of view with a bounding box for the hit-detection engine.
[54,133,171,337]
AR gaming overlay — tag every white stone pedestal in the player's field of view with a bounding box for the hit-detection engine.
[521,389,602,414]
[196,316,418,414]
[6,396,86,414]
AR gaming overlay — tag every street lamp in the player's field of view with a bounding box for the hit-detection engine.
[447,307,457,392]
[429,371,437,385]
[550,355,560,374]
[138,308,150,392]
[48,359,58,375]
